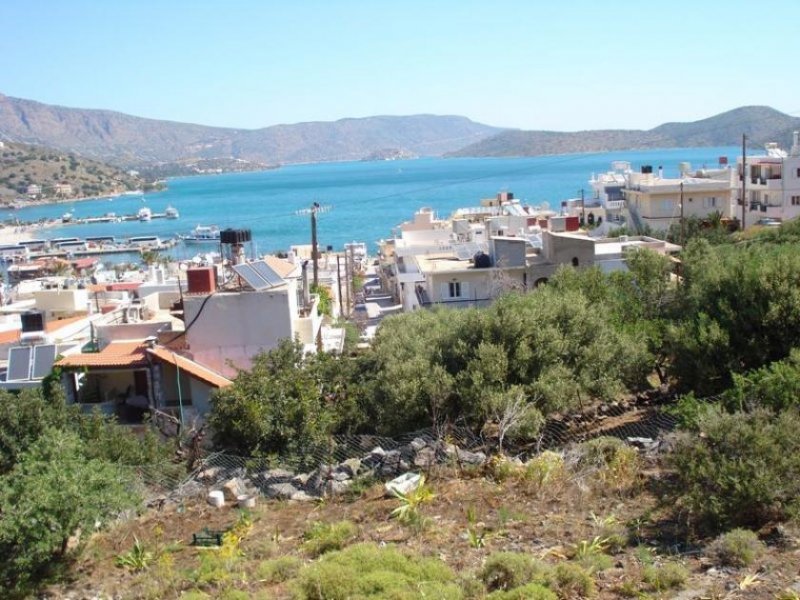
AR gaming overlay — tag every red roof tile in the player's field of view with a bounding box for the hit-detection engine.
[57,341,149,368]
[148,347,232,388]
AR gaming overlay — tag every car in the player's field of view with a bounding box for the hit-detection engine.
[756,217,781,227]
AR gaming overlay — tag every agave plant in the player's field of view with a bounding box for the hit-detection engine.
[390,474,435,524]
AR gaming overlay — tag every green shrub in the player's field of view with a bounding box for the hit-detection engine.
[549,563,595,598]
[574,437,640,493]
[479,552,551,591]
[522,451,564,489]
[487,582,557,599]
[641,562,688,591]
[180,591,211,600]
[293,542,461,599]
[257,555,302,583]
[670,408,800,530]
[302,521,357,557]
[218,591,249,600]
[707,528,764,568]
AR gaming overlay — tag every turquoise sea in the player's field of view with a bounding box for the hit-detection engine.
[8,147,739,257]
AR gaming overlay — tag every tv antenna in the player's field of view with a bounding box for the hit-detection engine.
[295,202,332,287]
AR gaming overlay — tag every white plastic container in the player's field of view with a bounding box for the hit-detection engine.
[208,490,225,507]
[237,494,256,508]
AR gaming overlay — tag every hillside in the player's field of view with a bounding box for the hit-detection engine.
[0,141,148,204]
[0,94,501,167]
[448,106,800,157]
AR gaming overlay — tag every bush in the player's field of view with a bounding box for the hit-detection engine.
[670,408,800,530]
[302,521,358,557]
[487,582,557,599]
[707,528,764,568]
[257,555,302,583]
[522,451,564,489]
[574,437,640,493]
[293,542,461,599]
[641,562,688,591]
[0,429,139,595]
[479,552,551,591]
[549,563,595,599]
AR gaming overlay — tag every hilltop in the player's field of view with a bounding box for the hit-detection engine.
[0,141,150,205]
[447,106,800,157]
[0,94,501,168]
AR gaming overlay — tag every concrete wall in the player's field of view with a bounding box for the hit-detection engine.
[542,232,595,268]
[184,289,295,377]
[33,289,89,315]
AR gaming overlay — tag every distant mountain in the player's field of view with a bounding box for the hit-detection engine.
[0,94,501,168]
[447,106,800,158]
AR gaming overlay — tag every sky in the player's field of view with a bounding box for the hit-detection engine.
[1,0,799,132]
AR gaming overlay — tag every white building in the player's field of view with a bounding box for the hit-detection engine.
[737,133,800,225]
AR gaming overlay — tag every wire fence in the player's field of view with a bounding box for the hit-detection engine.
[136,396,683,506]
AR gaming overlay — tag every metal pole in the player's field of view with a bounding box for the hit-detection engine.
[336,254,344,318]
[580,188,585,225]
[310,202,319,288]
[344,250,351,316]
[680,181,685,245]
[741,134,747,231]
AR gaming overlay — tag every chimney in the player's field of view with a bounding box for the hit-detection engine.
[658,165,664,179]
[791,131,800,157]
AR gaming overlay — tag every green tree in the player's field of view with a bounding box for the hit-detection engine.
[208,339,335,457]
[0,429,139,595]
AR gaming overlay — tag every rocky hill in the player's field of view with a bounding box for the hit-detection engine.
[0,94,501,167]
[0,141,148,204]
[448,106,800,157]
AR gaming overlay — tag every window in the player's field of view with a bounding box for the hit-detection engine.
[703,197,717,208]
[572,257,580,267]
[796,168,800,178]
[792,196,800,206]
[448,281,461,298]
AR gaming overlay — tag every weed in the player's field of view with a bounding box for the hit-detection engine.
[390,474,435,525]
[777,590,800,600]
[303,520,358,557]
[293,542,460,599]
[466,526,488,549]
[342,473,378,502]
[180,591,211,600]
[256,555,302,584]
[737,573,760,591]
[641,562,688,591]
[576,437,640,494]
[707,528,765,568]
[549,562,596,598]
[487,455,520,482]
[523,451,565,489]
[633,545,655,566]
[115,537,154,572]
[479,552,551,592]
[218,590,250,600]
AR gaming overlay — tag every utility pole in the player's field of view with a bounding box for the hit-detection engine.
[336,254,344,318]
[679,181,685,245]
[344,250,352,316]
[310,202,320,288]
[580,188,586,225]
[741,134,747,231]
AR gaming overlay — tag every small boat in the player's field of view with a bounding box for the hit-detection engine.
[138,207,152,222]
[165,205,180,219]
[62,212,73,223]
[180,225,220,243]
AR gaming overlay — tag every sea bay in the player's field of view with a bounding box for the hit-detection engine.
[8,147,739,257]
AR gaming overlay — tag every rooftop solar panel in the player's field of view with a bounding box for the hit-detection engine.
[232,260,284,291]
[6,346,32,381]
[32,344,57,380]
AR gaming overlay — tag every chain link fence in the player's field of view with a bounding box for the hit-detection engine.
[133,396,686,505]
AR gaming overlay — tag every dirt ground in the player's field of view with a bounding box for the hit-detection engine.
[46,461,800,600]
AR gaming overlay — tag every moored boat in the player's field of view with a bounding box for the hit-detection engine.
[180,225,220,243]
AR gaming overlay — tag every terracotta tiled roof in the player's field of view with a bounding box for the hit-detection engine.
[57,341,149,368]
[148,347,232,388]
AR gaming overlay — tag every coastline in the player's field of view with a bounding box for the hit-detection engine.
[4,190,151,211]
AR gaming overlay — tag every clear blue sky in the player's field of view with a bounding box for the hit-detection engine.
[1,0,798,131]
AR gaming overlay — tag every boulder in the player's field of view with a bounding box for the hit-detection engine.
[265,482,300,500]
[409,437,428,452]
[290,490,316,502]
[332,470,351,482]
[413,447,436,469]
[456,449,486,466]
[292,473,311,488]
[222,477,248,501]
[197,466,223,483]
[327,480,352,495]
[262,468,295,482]
[385,472,421,497]
[339,458,362,478]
